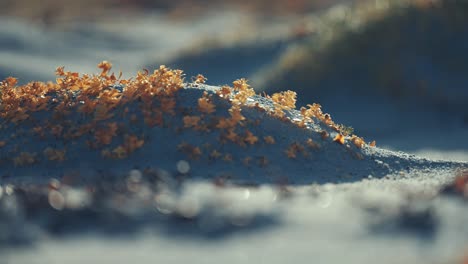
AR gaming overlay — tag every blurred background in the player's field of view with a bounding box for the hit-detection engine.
[0,0,467,160]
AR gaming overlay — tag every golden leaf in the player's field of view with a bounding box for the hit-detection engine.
[216,117,234,130]
[183,116,201,128]
[264,136,276,144]
[271,90,297,110]
[244,130,258,145]
[306,138,320,149]
[333,134,345,145]
[229,106,245,123]
[160,97,176,114]
[285,147,297,159]
[216,86,232,98]
[191,147,202,159]
[224,129,238,142]
[98,61,112,76]
[193,74,207,84]
[351,136,365,148]
[198,93,216,114]
[55,66,65,76]
[124,135,145,153]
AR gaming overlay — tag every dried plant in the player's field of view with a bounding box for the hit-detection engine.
[0,60,372,166]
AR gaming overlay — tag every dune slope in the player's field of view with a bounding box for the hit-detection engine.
[0,63,464,185]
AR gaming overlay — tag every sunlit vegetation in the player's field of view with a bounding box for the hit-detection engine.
[0,61,372,167]
[333,134,345,145]
[1,61,185,163]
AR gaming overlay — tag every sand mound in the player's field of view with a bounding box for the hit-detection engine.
[0,62,463,185]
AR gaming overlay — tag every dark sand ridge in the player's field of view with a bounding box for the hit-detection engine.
[254,0,468,152]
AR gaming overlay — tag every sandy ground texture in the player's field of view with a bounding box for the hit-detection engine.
[3,171,468,264]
